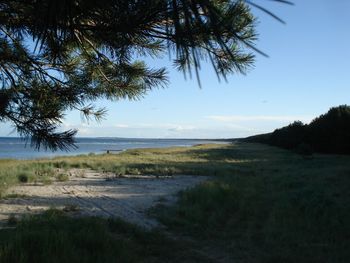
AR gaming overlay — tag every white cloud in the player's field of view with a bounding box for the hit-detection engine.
[113,124,129,128]
[167,125,196,132]
[55,118,288,139]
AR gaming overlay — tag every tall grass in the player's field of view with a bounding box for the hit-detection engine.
[154,143,350,262]
[0,144,230,196]
[0,161,59,197]
[0,209,210,263]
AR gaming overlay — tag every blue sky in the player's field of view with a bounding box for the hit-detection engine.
[1,0,349,138]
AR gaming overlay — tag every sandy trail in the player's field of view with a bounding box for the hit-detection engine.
[0,170,209,229]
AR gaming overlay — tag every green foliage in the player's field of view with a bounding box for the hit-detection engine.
[0,0,263,150]
[269,121,307,150]
[244,105,350,155]
[0,161,66,196]
[57,173,69,182]
[17,173,29,183]
[113,166,126,176]
[308,105,350,154]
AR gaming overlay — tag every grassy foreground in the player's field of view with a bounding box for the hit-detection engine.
[0,209,210,263]
[0,142,350,262]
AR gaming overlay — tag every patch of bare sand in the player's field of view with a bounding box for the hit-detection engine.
[0,170,209,229]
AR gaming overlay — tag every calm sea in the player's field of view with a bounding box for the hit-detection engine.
[0,137,228,160]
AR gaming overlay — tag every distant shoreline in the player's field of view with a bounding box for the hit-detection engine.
[0,136,236,140]
[0,137,231,160]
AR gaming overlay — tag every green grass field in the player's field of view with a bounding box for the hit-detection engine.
[0,142,349,262]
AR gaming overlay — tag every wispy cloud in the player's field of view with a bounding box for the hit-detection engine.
[206,115,313,123]
[56,119,279,138]
[167,125,196,132]
[113,124,129,128]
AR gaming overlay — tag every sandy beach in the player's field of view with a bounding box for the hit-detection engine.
[0,169,209,229]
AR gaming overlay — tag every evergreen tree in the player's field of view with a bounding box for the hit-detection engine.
[0,0,290,150]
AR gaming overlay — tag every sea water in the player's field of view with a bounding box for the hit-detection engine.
[0,137,227,159]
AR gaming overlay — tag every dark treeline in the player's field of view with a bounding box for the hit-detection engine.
[243,105,350,155]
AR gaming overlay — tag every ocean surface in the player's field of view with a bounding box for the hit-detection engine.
[0,137,228,160]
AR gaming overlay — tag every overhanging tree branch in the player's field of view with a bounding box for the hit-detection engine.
[0,0,291,150]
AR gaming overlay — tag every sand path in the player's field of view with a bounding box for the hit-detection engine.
[0,170,209,229]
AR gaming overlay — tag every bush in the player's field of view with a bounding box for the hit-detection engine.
[17,173,29,183]
[57,173,69,182]
[113,166,126,176]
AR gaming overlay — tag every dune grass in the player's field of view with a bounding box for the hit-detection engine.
[0,160,59,197]
[0,209,210,263]
[0,143,230,197]
[48,143,233,176]
[154,143,350,262]
[0,142,349,262]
